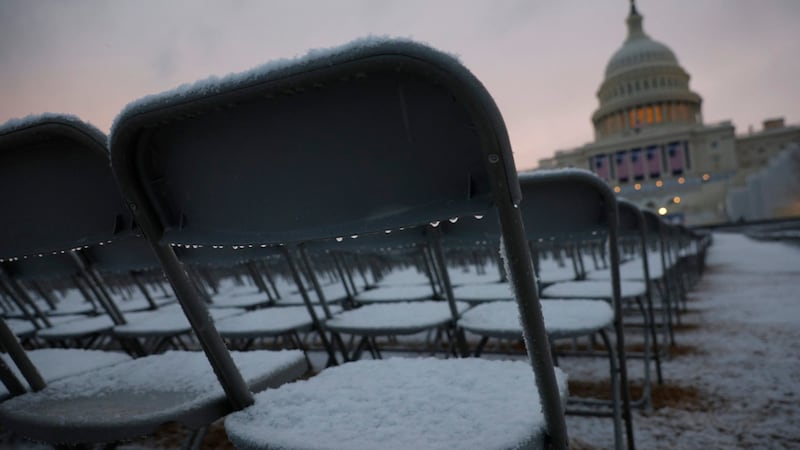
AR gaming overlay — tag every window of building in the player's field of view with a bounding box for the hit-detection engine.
[646,105,654,124]
[655,105,663,123]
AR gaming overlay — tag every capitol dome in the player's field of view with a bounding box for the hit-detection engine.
[592,2,702,140]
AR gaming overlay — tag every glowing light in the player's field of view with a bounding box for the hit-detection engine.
[702,173,711,181]
[658,207,668,216]
[613,185,621,193]
[655,180,663,188]
[634,183,642,190]
[677,177,686,184]
[673,196,681,204]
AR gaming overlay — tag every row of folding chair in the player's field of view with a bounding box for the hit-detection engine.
[0,37,712,449]
[0,38,573,449]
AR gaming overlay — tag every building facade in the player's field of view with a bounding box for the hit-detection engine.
[538,2,800,225]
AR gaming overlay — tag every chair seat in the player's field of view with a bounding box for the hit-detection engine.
[352,285,434,303]
[275,285,348,306]
[5,318,37,339]
[460,299,614,340]
[225,358,567,450]
[45,301,97,316]
[216,305,340,338]
[453,282,512,304]
[36,315,116,340]
[0,350,307,444]
[113,306,242,338]
[540,280,647,299]
[116,295,175,312]
[325,301,468,336]
[375,268,431,286]
[1,349,131,399]
[537,263,578,284]
[210,289,272,309]
[448,269,502,286]
[585,258,665,281]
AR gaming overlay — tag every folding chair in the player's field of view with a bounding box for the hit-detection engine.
[110,38,569,448]
[0,115,307,445]
[456,170,634,450]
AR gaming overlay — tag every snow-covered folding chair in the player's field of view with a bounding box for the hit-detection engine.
[109,38,569,449]
[0,115,307,446]
[0,344,131,401]
[457,170,634,450]
[302,228,469,361]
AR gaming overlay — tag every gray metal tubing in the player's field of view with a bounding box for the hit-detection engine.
[280,246,338,366]
[418,248,441,298]
[131,272,159,310]
[606,205,636,450]
[0,275,46,329]
[0,317,46,392]
[259,262,282,300]
[297,245,334,320]
[428,230,470,357]
[330,253,355,301]
[0,354,27,397]
[152,243,254,410]
[492,203,569,448]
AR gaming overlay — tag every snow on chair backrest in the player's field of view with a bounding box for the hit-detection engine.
[110,38,568,445]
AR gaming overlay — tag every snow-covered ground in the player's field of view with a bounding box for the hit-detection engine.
[567,232,800,449]
[2,232,798,449]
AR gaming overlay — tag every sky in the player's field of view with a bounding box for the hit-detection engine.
[1,1,799,170]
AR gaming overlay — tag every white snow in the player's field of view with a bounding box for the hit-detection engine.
[111,37,456,141]
[35,315,115,339]
[0,113,107,148]
[0,350,307,438]
[352,285,434,303]
[3,232,799,449]
[215,305,339,337]
[0,349,131,398]
[225,358,568,450]
[325,301,469,335]
[113,305,242,336]
[460,299,614,340]
[564,232,800,448]
[541,279,647,299]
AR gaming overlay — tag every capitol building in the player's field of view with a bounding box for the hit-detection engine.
[537,2,800,225]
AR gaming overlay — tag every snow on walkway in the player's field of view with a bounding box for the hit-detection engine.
[568,232,800,449]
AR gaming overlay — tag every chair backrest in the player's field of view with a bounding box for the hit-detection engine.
[517,170,612,242]
[0,115,132,261]
[110,38,567,445]
[111,39,520,248]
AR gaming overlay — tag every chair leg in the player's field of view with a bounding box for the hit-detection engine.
[181,426,209,450]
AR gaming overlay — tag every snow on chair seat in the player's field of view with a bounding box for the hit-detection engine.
[0,349,131,400]
[0,350,307,444]
[35,315,116,341]
[215,305,339,339]
[541,279,647,299]
[460,299,614,340]
[226,358,567,450]
[351,284,435,304]
[452,282,513,304]
[325,301,469,336]
[112,305,242,338]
